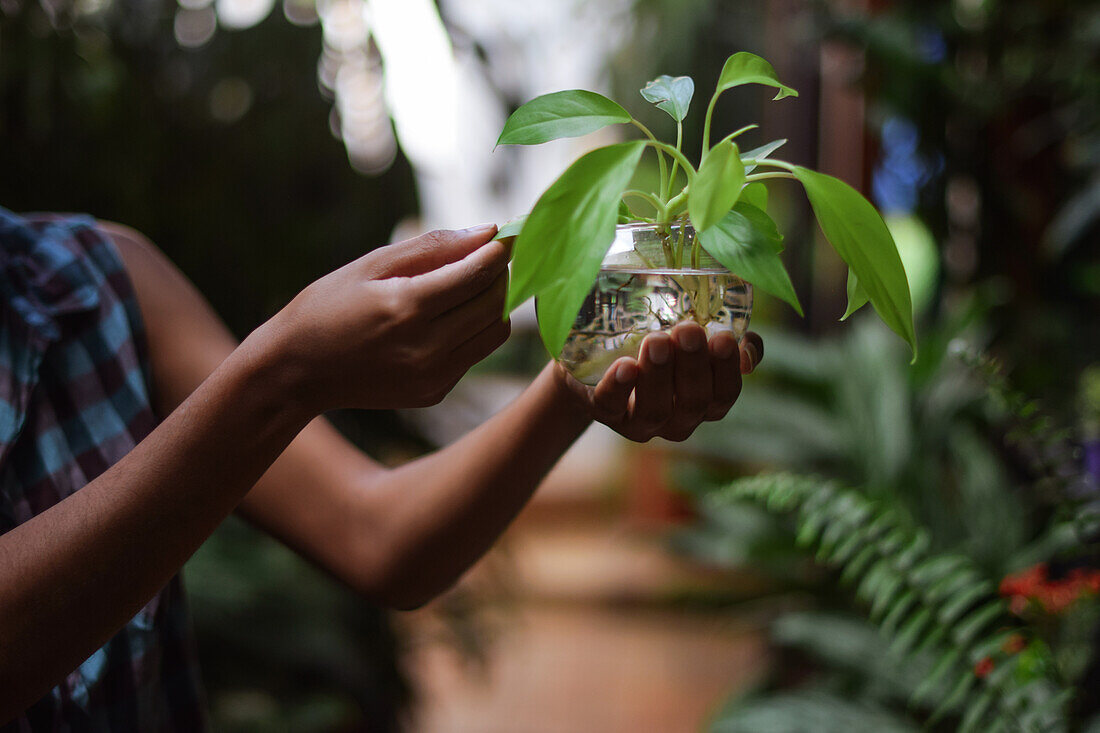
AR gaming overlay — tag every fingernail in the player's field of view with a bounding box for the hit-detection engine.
[744,342,759,369]
[616,361,638,384]
[679,327,704,353]
[461,223,497,235]
[714,334,736,359]
[648,336,670,365]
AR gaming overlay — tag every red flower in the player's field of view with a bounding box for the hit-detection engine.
[1068,568,1100,594]
[974,657,995,678]
[999,564,1100,616]
[999,563,1047,597]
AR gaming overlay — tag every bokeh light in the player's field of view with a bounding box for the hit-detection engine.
[174,6,217,48]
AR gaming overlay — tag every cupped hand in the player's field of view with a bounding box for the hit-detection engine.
[555,324,762,442]
[262,224,511,412]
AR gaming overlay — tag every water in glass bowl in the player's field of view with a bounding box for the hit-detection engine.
[557,268,752,385]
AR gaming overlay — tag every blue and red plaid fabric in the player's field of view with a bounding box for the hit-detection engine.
[0,207,207,731]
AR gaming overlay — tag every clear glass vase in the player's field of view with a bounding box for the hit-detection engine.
[549,222,753,386]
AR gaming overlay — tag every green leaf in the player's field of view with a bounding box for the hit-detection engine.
[910,555,969,588]
[496,90,632,146]
[914,621,949,658]
[715,51,799,101]
[889,607,931,658]
[741,139,787,174]
[690,139,746,232]
[617,200,636,224]
[914,647,961,704]
[959,689,996,733]
[827,530,866,565]
[792,166,917,358]
[640,75,694,122]
[937,581,993,625]
[507,141,645,314]
[870,571,903,621]
[842,269,869,320]
[926,568,977,603]
[511,141,646,354]
[856,559,892,604]
[494,215,527,242]
[741,182,768,212]
[952,601,1004,646]
[880,591,917,636]
[894,530,930,570]
[841,545,878,585]
[698,202,803,315]
[929,669,975,724]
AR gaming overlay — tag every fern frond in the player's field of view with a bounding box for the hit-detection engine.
[708,472,1073,731]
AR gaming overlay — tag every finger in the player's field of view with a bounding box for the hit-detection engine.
[412,239,510,316]
[663,322,712,436]
[431,268,508,348]
[370,224,498,278]
[451,316,511,368]
[740,331,763,374]
[591,358,638,422]
[704,331,743,421]
[629,332,674,435]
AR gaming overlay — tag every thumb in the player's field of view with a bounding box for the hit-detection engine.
[371,224,499,278]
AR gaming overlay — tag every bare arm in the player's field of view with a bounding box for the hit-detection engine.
[106,224,592,609]
[0,223,511,720]
[108,225,761,611]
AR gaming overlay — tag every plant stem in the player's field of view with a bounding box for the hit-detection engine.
[665,121,683,201]
[744,171,797,182]
[622,190,667,219]
[701,91,721,156]
[715,123,759,149]
[658,224,675,268]
[646,141,696,186]
[631,119,669,201]
[664,189,689,219]
[743,158,797,172]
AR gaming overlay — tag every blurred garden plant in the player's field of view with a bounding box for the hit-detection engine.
[672,310,1100,731]
[494,52,917,359]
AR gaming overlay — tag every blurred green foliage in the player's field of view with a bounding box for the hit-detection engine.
[650,2,1100,727]
[821,0,1100,401]
[676,313,1098,730]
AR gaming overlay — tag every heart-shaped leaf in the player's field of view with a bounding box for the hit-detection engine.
[506,141,646,326]
[497,90,632,146]
[640,75,694,122]
[715,52,799,101]
[842,268,870,320]
[689,139,746,233]
[699,202,803,316]
[793,166,917,357]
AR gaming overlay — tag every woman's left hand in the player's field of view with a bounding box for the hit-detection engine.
[554,323,763,442]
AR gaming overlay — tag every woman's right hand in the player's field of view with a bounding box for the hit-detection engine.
[257,223,511,413]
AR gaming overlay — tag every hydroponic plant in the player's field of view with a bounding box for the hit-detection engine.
[494,51,917,382]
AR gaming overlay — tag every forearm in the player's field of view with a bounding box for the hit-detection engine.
[362,362,591,608]
[0,326,311,719]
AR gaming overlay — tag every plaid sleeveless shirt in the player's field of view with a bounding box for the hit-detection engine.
[0,208,207,731]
